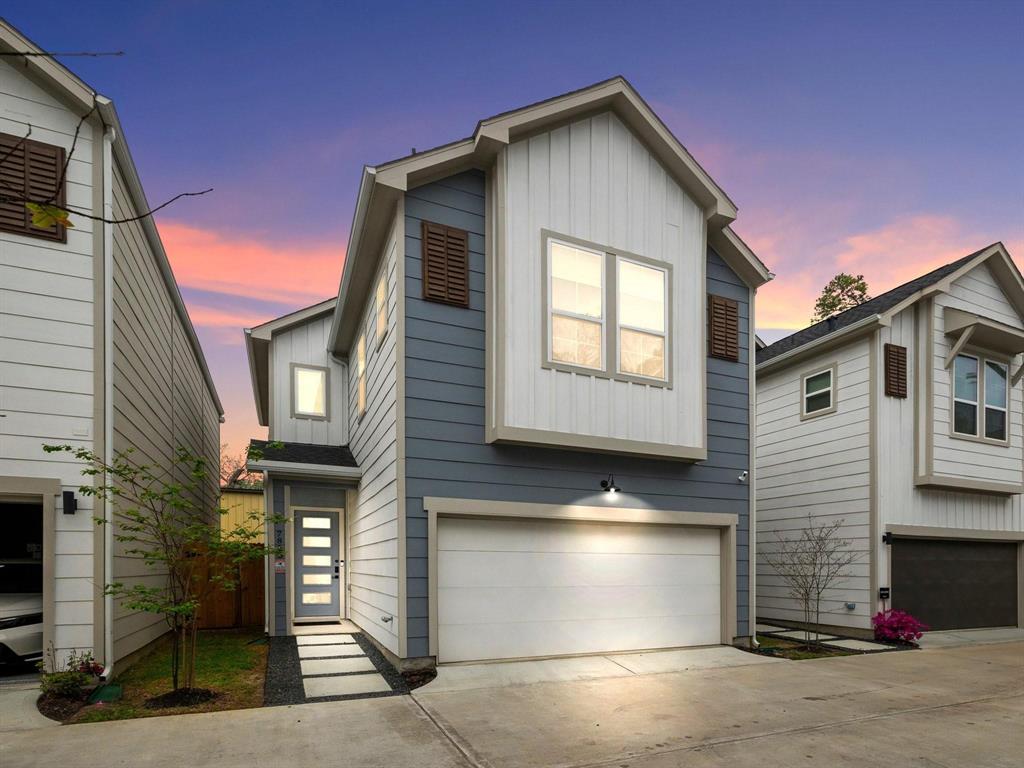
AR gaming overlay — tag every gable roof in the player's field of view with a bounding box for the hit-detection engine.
[328,76,771,354]
[0,18,223,416]
[244,297,336,427]
[757,242,1019,370]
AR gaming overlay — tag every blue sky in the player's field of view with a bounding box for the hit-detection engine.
[7,0,1022,450]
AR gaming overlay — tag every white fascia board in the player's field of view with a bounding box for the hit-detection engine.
[246,459,362,480]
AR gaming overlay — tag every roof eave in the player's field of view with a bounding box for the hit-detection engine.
[244,328,269,428]
[708,226,772,288]
[757,315,886,375]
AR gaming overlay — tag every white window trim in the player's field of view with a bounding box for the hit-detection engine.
[291,363,329,421]
[615,255,669,383]
[952,352,1010,445]
[800,363,837,420]
[541,229,674,388]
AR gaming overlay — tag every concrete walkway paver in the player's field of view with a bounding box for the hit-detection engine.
[919,627,1024,649]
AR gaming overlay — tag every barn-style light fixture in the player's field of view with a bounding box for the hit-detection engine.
[600,474,620,493]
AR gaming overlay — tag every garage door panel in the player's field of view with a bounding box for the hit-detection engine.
[439,550,721,589]
[438,518,721,555]
[437,516,724,662]
[439,614,721,663]
[438,584,723,625]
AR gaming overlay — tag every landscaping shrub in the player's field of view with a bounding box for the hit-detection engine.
[872,609,929,644]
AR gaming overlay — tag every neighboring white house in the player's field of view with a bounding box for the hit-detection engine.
[757,243,1024,635]
[0,20,222,670]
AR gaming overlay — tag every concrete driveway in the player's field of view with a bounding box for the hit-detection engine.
[2,642,1021,768]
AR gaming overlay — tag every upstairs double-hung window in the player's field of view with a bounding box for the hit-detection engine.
[546,234,670,384]
[953,353,1008,442]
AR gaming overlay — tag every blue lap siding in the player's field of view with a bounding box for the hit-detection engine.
[403,170,752,658]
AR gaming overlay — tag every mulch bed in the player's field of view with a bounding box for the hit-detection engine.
[144,688,218,709]
[37,693,85,722]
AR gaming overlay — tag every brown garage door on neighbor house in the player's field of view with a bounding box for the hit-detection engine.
[892,538,1019,630]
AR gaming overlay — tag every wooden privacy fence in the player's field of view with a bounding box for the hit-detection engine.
[195,547,265,629]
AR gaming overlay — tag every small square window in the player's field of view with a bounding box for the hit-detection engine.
[802,367,835,418]
[292,366,327,419]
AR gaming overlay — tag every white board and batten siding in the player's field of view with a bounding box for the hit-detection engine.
[269,314,348,445]
[756,340,873,629]
[0,57,98,655]
[496,111,705,451]
[346,211,401,656]
[929,263,1024,487]
[109,163,220,661]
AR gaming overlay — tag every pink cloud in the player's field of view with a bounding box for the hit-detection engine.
[158,219,345,305]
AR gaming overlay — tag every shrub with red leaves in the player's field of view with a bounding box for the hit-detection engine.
[872,609,929,644]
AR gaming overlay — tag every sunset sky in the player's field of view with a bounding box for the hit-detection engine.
[10,1,1022,456]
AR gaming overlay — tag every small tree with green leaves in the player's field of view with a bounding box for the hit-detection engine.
[812,273,871,323]
[761,515,861,648]
[44,443,283,692]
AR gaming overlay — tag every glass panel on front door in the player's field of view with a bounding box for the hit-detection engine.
[294,510,341,618]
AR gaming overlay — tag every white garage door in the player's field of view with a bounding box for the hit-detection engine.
[437,516,722,663]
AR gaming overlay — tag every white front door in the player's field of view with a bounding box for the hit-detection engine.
[437,516,722,662]
[294,509,343,619]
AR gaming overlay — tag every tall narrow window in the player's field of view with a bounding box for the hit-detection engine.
[617,258,667,379]
[292,365,327,419]
[984,360,1008,441]
[953,354,979,436]
[548,239,604,370]
[802,367,835,417]
[356,334,366,419]
[375,273,388,347]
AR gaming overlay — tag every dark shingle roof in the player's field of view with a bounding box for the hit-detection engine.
[757,247,993,365]
[248,439,357,468]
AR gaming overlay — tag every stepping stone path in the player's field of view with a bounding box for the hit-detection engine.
[755,625,895,654]
[295,633,394,699]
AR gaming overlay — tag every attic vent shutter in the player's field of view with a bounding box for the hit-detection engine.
[884,343,908,398]
[0,132,66,242]
[708,294,740,361]
[421,220,469,307]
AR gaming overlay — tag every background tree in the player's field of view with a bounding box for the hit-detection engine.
[761,515,861,647]
[219,444,263,488]
[45,444,282,694]
[812,273,871,323]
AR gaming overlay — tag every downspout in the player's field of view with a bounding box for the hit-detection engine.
[101,125,116,678]
[749,285,760,649]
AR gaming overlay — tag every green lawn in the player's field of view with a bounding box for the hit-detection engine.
[755,635,856,660]
[71,629,267,723]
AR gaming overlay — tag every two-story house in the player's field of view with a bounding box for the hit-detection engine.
[0,20,222,672]
[245,77,772,673]
[757,244,1024,636]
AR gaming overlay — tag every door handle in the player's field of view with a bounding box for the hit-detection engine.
[334,564,340,579]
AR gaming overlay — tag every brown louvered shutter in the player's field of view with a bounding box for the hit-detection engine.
[421,220,469,307]
[884,343,908,398]
[708,294,740,361]
[0,132,66,242]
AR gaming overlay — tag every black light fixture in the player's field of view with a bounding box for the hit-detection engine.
[600,474,620,493]
[62,490,77,515]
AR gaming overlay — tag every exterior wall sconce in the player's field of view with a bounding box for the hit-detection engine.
[600,474,620,493]
[62,490,77,515]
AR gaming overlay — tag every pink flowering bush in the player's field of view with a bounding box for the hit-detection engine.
[872,609,929,644]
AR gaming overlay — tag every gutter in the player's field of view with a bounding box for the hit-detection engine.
[101,124,115,679]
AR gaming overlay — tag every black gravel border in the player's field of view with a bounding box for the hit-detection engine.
[263,631,409,707]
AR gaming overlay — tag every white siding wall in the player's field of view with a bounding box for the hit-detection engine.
[346,211,401,655]
[269,314,349,445]
[498,112,704,450]
[109,163,220,661]
[757,340,873,629]
[0,58,98,655]
[930,263,1024,485]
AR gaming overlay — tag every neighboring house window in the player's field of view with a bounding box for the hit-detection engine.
[549,239,604,370]
[708,294,740,362]
[293,365,328,419]
[617,258,667,379]
[801,366,836,418]
[953,353,1009,441]
[421,220,470,307]
[356,333,367,419]
[375,273,388,347]
[0,132,67,242]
